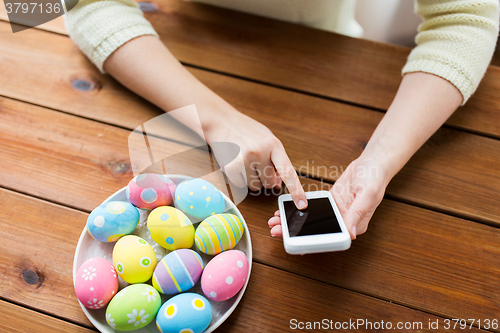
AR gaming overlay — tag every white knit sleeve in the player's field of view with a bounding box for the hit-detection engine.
[64,0,159,73]
[402,0,499,104]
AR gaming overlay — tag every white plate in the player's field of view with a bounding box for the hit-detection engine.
[73,175,252,332]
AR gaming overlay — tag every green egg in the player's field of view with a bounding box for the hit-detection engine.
[105,284,161,331]
[194,213,245,255]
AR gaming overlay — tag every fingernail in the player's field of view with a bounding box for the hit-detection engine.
[352,225,357,237]
[271,232,276,237]
[298,200,306,209]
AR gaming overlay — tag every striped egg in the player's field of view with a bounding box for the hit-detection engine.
[152,249,204,295]
[194,214,244,255]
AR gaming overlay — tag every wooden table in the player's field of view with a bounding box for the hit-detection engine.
[1,0,500,332]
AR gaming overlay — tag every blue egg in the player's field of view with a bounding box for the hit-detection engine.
[86,201,140,242]
[174,179,225,219]
[156,293,212,333]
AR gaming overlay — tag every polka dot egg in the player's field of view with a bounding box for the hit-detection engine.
[106,284,161,331]
[174,178,225,219]
[156,293,212,333]
[112,235,157,284]
[201,250,249,302]
[152,249,204,295]
[74,257,118,310]
[195,213,245,255]
[87,201,140,242]
[127,173,176,210]
[147,206,194,251]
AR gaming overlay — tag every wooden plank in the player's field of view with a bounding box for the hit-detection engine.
[1,32,500,226]
[245,179,500,324]
[0,96,224,210]
[0,0,67,35]
[193,69,500,226]
[0,189,95,327]
[0,189,460,333]
[1,98,499,326]
[143,0,500,138]
[0,300,96,333]
[1,2,500,138]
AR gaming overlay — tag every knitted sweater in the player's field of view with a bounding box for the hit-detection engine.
[64,0,499,104]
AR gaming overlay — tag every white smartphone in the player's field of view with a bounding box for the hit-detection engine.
[278,191,351,255]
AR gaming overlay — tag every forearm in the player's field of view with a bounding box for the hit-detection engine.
[104,35,307,204]
[103,35,236,137]
[361,72,462,182]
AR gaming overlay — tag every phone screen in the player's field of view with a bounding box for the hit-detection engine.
[283,198,342,237]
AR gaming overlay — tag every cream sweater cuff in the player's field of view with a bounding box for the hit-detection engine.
[402,57,473,105]
[65,0,158,73]
[91,23,158,73]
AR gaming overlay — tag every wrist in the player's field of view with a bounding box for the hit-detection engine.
[358,138,404,186]
[199,103,240,144]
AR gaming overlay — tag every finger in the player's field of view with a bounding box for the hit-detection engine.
[343,189,378,240]
[257,161,280,189]
[247,168,262,192]
[275,174,282,189]
[331,183,348,216]
[336,166,354,209]
[274,210,280,217]
[271,146,307,209]
[223,153,247,188]
[270,224,283,238]
[245,157,265,192]
[268,216,281,227]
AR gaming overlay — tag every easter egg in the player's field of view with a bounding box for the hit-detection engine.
[195,214,245,255]
[105,284,161,331]
[147,206,194,250]
[87,201,140,242]
[201,250,249,301]
[152,249,204,295]
[174,178,225,219]
[74,257,118,309]
[156,293,212,333]
[113,235,157,284]
[127,173,176,210]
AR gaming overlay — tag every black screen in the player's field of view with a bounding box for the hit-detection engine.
[284,198,342,237]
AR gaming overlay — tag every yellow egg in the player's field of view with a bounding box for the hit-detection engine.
[112,235,157,284]
[147,206,194,251]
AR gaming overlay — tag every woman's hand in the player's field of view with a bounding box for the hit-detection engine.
[268,155,389,238]
[104,36,307,209]
[268,72,462,239]
[329,156,388,238]
[205,110,308,209]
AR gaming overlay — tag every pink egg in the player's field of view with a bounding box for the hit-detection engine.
[126,174,176,210]
[201,250,249,301]
[74,257,118,309]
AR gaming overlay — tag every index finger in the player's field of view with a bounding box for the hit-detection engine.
[271,146,307,209]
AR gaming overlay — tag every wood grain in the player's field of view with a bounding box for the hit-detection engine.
[0,188,95,328]
[0,0,66,34]
[1,28,500,225]
[0,188,461,333]
[0,97,499,327]
[0,300,96,332]
[143,0,500,138]
[241,179,500,323]
[1,1,500,137]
